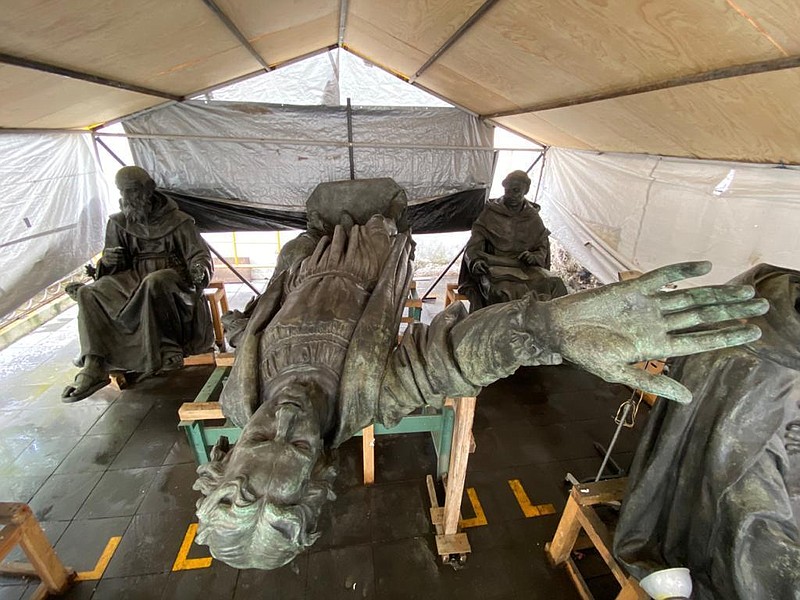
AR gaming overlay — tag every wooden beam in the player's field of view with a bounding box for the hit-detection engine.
[0,525,22,558]
[574,504,628,586]
[0,53,183,101]
[545,496,582,566]
[409,0,501,83]
[443,397,476,535]
[570,478,627,507]
[484,55,800,119]
[362,425,375,485]
[179,401,225,421]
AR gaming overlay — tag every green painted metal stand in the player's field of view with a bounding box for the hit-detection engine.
[179,365,456,480]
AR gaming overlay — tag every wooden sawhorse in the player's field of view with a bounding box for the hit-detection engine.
[0,503,74,599]
[204,282,230,352]
[178,367,459,481]
[545,478,647,600]
[445,283,468,308]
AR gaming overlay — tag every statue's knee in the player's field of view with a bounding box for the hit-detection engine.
[141,270,175,295]
[76,283,95,304]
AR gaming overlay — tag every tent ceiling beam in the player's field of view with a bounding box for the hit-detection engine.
[0,52,183,101]
[408,0,501,84]
[484,54,800,119]
[200,0,271,72]
[338,0,349,46]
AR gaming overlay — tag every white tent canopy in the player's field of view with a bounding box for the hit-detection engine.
[1,2,799,316]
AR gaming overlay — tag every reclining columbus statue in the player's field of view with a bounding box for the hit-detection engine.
[192,178,768,570]
[63,166,214,402]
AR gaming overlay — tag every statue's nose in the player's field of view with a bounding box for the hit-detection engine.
[274,404,299,441]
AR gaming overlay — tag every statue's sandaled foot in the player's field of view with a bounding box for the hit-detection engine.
[62,370,110,403]
[159,354,184,373]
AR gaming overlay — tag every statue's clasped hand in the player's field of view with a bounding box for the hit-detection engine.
[537,261,769,404]
[518,250,539,266]
[102,246,127,268]
[190,263,209,288]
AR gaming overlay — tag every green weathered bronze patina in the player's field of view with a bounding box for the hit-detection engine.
[193,178,768,571]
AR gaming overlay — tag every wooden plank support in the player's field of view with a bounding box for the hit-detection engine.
[571,478,628,507]
[0,524,22,558]
[443,397,477,536]
[179,401,225,421]
[0,504,74,595]
[545,496,582,566]
[184,352,217,366]
[216,352,235,367]
[564,556,594,600]
[615,577,649,600]
[362,425,375,485]
[545,480,639,600]
[109,371,128,391]
[0,560,38,577]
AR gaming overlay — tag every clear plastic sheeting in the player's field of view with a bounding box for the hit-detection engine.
[540,147,800,285]
[204,50,340,106]
[0,133,107,318]
[201,48,449,108]
[123,100,493,210]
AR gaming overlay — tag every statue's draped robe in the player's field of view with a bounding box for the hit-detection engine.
[459,199,565,311]
[221,216,558,446]
[614,264,800,600]
[76,195,214,374]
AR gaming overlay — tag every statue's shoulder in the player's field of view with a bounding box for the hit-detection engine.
[108,211,126,227]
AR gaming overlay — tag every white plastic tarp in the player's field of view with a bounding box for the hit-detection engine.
[204,48,450,109]
[123,100,493,209]
[0,133,107,318]
[540,147,800,285]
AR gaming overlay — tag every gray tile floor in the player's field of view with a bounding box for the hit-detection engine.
[0,277,648,599]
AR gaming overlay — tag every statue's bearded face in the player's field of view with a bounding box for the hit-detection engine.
[194,374,337,569]
[118,179,152,223]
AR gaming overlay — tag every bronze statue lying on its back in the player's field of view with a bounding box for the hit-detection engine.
[193,178,767,571]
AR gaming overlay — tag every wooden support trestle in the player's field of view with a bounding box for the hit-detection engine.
[545,479,648,600]
[0,503,75,599]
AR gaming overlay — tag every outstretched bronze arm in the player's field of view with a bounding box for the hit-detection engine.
[486,261,767,403]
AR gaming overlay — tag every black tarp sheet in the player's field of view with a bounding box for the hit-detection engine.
[161,188,487,234]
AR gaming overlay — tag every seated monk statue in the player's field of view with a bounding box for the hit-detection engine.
[193,178,767,571]
[62,166,214,402]
[458,170,567,311]
[614,264,800,600]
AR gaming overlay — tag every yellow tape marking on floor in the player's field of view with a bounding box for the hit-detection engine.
[459,487,488,528]
[172,523,212,571]
[74,536,122,581]
[508,479,556,518]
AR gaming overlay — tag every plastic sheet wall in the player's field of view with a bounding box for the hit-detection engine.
[540,147,800,285]
[123,100,493,211]
[0,133,107,318]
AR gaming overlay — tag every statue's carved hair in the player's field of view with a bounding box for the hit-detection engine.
[193,437,336,570]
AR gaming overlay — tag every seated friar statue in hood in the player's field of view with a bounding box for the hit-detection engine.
[62,166,215,402]
[458,170,568,312]
[193,178,768,571]
[614,264,800,600]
